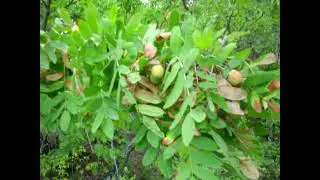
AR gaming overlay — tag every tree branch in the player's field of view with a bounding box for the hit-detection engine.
[223,10,235,36]
[40,0,52,30]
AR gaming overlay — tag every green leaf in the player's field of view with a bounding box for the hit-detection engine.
[137,104,165,117]
[168,10,180,30]
[210,118,227,129]
[85,3,98,33]
[208,130,228,153]
[192,30,202,48]
[190,106,206,123]
[142,147,157,166]
[207,95,216,113]
[163,72,184,109]
[135,138,148,151]
[181,48,200,74]
[170,95,192,130]
[193,27,213,49]
[184,71,194,89]
[147,130,161,148]
[50,102,67,122]
[40,48,50,70]
[176,162,191,180]
[127,72,141,84]
[47,41,68,52]
[103,118,114,140]
[214,43,237,63]
[163,147,176,160]
[192,164,219,180]
[91,112,104,134]
[118,65,131,75]
[191,136,218,151]
[57,8,72,24]
[143,24,159,44]
[211,92,229,112]
[244,70,279,88]
[161,62,181,94]
[156,154,174,178]
[182,113,195,146]
[229,48,251,68]
[60,110,71,132]
[40,81,65,93]
[142,116,164,138]
[40,94,52,115]
[170,26,184,55]
[44,47,57,64]
[199,82,217,90]
[79,20,91,40]
[135,125,148,144]
[190,147,222,168]
[105,107,119,120]
[124,89,137,104]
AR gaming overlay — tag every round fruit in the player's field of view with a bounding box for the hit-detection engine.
[150,64,164,84]
[151,65,164,78]
[228,69,243,86]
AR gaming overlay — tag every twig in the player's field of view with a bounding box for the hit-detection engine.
[40,0,52,30]
[111,140,119,179]
[40,135,47,154]
[194,66,199,85]
[84,128,94,153]
[223,10,235,36]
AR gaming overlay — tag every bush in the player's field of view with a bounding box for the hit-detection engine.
[40,1,280,179]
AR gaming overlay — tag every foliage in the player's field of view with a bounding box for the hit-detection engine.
[40,0,280,179]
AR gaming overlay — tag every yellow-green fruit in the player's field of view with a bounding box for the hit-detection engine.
[150,65,164,84]
[228,69,243,86]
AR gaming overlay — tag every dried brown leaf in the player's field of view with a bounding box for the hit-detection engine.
[46,72,64,81]
[240,157,260,180]
[226,101,244,115]
[134,88,162,104]
[156,32,171,41]
[217,76,247,101]
[267,80,280,91]
[253,100,262,113]
[138,76,158,94]
[193,129,201,136]
[268,101,280,112]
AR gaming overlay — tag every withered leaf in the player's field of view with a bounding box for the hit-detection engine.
[253,100,262,113]
[267,80,280,91]
[193,129,201,136]
[138,76,158,94]
[239,157,260,180]
[134,88,162,104]
[217,76,247,101]
[217,86,247,101]
[46,72,64,81]
[268,101,280,112]
[226,101,244,115]
[156,32,171,41]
